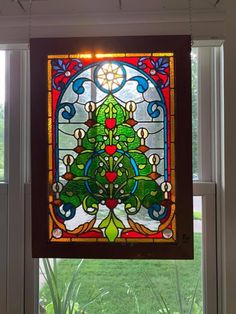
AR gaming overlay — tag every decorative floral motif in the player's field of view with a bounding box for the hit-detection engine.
[137,57,169,88]
[52,59,83,91]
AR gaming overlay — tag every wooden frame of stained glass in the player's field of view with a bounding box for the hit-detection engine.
[31,36,193,259]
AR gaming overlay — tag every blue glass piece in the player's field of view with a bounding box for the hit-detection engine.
[147,101,162,118]
[130,76,149,93]
[56,203,76,220]
[60,103,76,120]
[148,204,167,221]
[72,78,89,95]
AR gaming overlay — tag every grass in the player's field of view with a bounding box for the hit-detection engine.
[193,211,202,221]
[40,233,202,314]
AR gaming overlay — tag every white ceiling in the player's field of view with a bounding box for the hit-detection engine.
[0,0,225,17]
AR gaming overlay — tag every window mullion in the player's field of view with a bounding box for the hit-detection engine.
[6,50,25,314]
[202,194,218,314]
[198,47,213,181]
[0,184,8,313]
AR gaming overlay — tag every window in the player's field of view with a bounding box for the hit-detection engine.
[0,43,221,314]
[37,46,219,313]
[0,51,5,180]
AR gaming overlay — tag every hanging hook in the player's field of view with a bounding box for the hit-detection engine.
[118,0,122,10]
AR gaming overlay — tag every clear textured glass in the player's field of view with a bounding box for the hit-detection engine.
[0,51,5,181]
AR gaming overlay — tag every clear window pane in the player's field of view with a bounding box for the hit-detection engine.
[0,51,5,180]
[192,48,199,180]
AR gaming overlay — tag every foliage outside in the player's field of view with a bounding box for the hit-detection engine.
[40,234,202,314]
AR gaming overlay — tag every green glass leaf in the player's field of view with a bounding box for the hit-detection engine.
[99,212,111,228]
[100,169,106,176]
[138,164,146,169]
[89,138,96,143]
[117,169,123,176]
[133,176,152,181]
[127,137,134,143]
[82,195,99,214]
[66,191,73,197]
[112,214,125,229]
[73,176,90,181]
[105,219,119,242]
[77,164,84,170]
[150,190,158,196]
[124,195,141,215]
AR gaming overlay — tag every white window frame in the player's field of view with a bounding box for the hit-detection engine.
[0,42,223,314]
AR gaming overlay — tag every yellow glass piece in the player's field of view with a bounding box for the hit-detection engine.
[51,238,71,242]
[171,170,176,202]
[48,92,52,117]
[171,143,175,169]
[69,54,92,58]
[48,171,53,186]
[49,215,53,238]
[170,89,175,115]
[48,61,52,91]
[48,54,69,59]
[48,118,52,144]
[97,238,109,242]
[152,52,174,57]
[159,202,176,232]
[95,53,125,58]
[171,116,175,142]
[126,53,151,57]
[48,194,53,203]
[170,56,175,88]
[96,62,124,91]
[48,146,53,169]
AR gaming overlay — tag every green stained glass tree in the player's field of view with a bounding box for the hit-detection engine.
[58,94,165,242]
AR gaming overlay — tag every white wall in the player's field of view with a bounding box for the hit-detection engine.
[0,9,225,43]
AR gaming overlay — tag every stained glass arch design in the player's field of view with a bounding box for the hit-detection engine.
[31,36,193,258]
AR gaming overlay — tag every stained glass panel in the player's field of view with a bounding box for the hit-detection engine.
[31,36,192,258]
[48,53,175,244]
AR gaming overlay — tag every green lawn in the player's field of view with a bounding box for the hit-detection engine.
[40,233,202,314]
